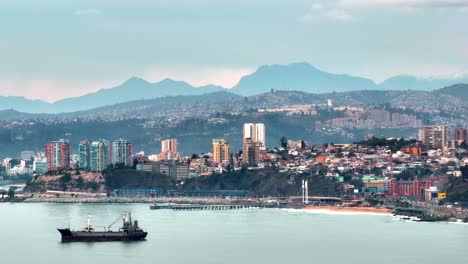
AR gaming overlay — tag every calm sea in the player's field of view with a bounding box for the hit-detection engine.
[0,203,466,264]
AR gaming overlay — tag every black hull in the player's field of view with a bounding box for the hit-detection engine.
[58,228,147,242]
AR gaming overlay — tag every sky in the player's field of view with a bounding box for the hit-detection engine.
[1,0,468,102]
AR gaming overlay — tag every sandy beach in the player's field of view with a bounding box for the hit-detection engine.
[304,205,391,215]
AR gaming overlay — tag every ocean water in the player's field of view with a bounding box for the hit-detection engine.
[0,203,466,264]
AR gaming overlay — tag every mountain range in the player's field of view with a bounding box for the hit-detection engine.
[1,62,467,113]
[2,83,467,122]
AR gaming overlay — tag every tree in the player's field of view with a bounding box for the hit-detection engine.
[461,166,468,181]
[7,187,15,199]
[61,173,72,183]
[280,136,288,149]
[460,141,468,150]
[447,161,457,167]
[132,158,139,169]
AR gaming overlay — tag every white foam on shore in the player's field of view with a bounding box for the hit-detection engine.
[447,220,468,225]
[283,208,392,216]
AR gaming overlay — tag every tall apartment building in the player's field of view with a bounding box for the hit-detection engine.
[243,123,266,149]
[418,125,448,149]
[242,138,260,166]
[90,139,111,172]
[159,139,180,160]
[112,139,133,167]
[161,139,177,153]
[452,128,467,142]
[44,139,70,171]
[78,140,90,170]
[449,128,468,148]
[212,139,230,164]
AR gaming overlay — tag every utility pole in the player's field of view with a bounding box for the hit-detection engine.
[301,180,305,204]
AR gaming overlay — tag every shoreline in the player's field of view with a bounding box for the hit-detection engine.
[303,205,392,215]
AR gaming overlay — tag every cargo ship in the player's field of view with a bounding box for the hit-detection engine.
[57,212,148,242]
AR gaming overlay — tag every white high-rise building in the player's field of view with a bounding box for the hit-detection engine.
[243,123,255,141]
[161,139,177,153]
[255,123,265,149]
[243,123,266,149]
[90,139,110,172]
[112,139,133,167]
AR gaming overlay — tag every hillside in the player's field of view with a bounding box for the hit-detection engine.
[379,76,468,91]
[5,88,466,122]
[434,83,468,102]
[26,171,105,193]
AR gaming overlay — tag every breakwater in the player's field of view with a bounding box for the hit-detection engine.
[150,203,275,210]
[21,196,278,205]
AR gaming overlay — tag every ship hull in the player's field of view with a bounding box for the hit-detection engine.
[58,228,147,242]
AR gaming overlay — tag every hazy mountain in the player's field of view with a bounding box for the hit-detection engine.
[51,77,225,113]
[0,91,241,121]
[2,62,468,114]
[0,109,53,121]
[379,75,468,91]
[434,83,468,101]
[0,96,50,113]
[0,77,225,113]
[230,62,378,96]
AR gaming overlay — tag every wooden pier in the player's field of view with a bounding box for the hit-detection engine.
[149,203,273,211]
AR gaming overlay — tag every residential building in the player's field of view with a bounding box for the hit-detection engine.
[160,139,180,160]
[20,151,35,161]
[112,139,133,167]
[33,159,47,174]
[212,139,230,164]
[243,123,266,149]
[161,138,177,153]
[418,125,448,149]
[242,138,260,166]
[452,128,467,142]
[78,140,90,170]
[137,161,189,179]
[90,139,111,172]
[389,179,432,198]
[44,139,70,171]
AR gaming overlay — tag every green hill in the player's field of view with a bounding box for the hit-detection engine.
[435,83,468,101]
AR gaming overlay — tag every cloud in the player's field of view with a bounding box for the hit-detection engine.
[75,9,100,16]
[300,3,353,22]
[339,0,468,9]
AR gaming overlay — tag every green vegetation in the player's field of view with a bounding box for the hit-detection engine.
[356,137,417,153]
[435,83,468,102]
[445,166,468,202]
[103,168,174,190]
[182,168,296,197]
[183,168,342,197]
[398,167,432,180]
